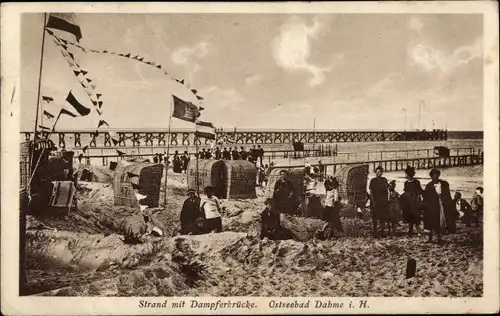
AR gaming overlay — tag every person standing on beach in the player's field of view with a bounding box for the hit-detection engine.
[200,186,223,233]
[257,145,264,166]
[222,148,230,160]
[231,147,240,160]
[323,176,344,234]
[422,168,455,243]
[453,191,472,227]
[180,189,203,235]
[369,166,389,237]
[387,180,401,236]
[273,170,297,215]
[470,187,483,227]
[400,166,423,236]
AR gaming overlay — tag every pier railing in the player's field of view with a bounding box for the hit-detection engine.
[273,154,483,176]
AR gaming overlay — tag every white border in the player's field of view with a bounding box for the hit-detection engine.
[1,1,499,315]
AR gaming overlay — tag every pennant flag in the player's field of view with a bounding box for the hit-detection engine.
[43,110,55,120]
[68,52,74,60]
[42,96,54,103]
[61,44,68,50]
[199,106,205,111]
[98,101,103,109]
[103,50,108,53]
[191,89,198,94]
[46,29,54,35]
[97,120,109,128]
[118,53,124,57]
[132,55,139,59]
[163,71,169,76]
[46,13,82,41]
[179,79,185,84]
[135,192,147,201]
[127,172,139,178]
[73,70,81,76]
[145,61,153,65]
[86,78,92,83]
[117,149,126,157]
[112,138,120,146]
[39,125,51,132]
[124,53,131,58]
[86,91,93,97]
[96,109,103,115]
[156,65,162,69]
[60,38,68,45]
[90,84,97,90]
[195,121,216,140]
[82,145,89,153]
[59,108,77,118]
[96,93,102,99]
[172,95,200,123]
[138,57,144,61]
[80,81,87,89]
[131,183,141,190]
[91,100,98,106]
[65,91,91,116]
[140,205,148,212]
[81,70,88,75]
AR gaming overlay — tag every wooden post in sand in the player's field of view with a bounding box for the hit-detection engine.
[406,258,417,279]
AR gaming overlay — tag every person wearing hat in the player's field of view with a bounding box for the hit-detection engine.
[180,188,203,235]
[200,186,223,233]
[422,168,455,243]
[400,166,424,236]
[369,166,389,236]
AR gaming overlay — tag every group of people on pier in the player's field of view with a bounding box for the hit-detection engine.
[197,145,266,165]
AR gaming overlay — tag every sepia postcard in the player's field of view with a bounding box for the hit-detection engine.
[1,1,499,315]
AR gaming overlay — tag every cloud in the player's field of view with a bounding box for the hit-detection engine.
[245,74,263,85]
[272,16,331,86]
[171,42,209,83]
[408,17,424,37]
[409,38,482,74]
[198,85,245,110]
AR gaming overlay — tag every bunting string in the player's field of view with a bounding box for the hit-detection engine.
[49,31,104,114]
[47,31,204,101]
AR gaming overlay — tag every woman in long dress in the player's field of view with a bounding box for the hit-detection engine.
[400,166,423,236]
[323,176,344,235]
[422,168,454,243]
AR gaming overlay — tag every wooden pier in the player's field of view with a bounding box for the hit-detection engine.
[274,154,483,175]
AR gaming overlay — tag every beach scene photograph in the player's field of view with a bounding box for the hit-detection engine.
[15,10,486,300]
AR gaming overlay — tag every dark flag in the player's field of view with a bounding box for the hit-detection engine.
[91,100,98,106]
[117,149,126,157]
[138,57,144,61]
[196,95,204,100]
[96,109,103,116]
[90,85,97,90]
[103,50,108,53]
[118,53,124,57]
[73,70,81,76]
[191,89,198,94]
[124,53,131,58]
[68,52,74,60]
[82,145,89,153]
[65,91,91,116]
[179,79,185,84]
[43,110,55,119]
[98,101,103,109]
[59,108,77,118]
[199,106,205,111]
[46,13,82,41]
[132,55,139,59]
[39,125,51,132]
[96,93,102,99]
[42,96,54,103]
[156,65,162,69]
[46,29,54,35]
[112,138,120,146]
[86,78,92,83]
[97,120,109,128]
[172,95,200,123]
[81,70,88,75]
[195,121,216,140]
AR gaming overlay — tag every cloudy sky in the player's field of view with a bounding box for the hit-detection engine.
[21,13,483,131]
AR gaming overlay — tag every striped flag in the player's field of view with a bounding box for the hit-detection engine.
[65,91,91,116]
[46,13,82,41]
[195,121,216,140]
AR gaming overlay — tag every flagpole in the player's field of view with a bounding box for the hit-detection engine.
[164,96,174,206]
[23,13,47,294]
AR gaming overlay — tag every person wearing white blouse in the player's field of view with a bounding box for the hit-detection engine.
[200,186,223,233]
